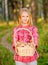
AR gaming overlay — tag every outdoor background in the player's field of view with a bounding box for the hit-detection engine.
[0,0,48,65]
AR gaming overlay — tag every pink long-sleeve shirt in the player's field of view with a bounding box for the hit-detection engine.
[12,25,39,63]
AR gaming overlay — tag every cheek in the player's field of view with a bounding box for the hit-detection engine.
[26,17,29,22]
[27,17,29,20]
[21,17,24,21]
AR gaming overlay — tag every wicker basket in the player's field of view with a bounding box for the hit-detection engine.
[15,28,35,56]
[17,44,35,56]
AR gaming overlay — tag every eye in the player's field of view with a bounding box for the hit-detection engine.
[22,16,25,17]
[26,15,29,17]
[23,16,24,17]
[27,16,28,17]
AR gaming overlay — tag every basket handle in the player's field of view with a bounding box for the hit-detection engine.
[16,28,34,43]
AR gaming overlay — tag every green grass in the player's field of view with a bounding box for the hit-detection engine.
[0,44,15,65]
[37,22,48,65]
[0,26,12,32]
[0,25,15,65]
[0,22,19,65]
[0,29,12,43]
[0,29,10,43]
[38,53,48,65]
[7,33,12,45]
[0,31,7,39]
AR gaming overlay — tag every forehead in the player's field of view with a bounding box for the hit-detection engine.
[21,11,29,16]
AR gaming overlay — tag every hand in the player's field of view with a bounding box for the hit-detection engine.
[28,42,35,48]
[16,41,26,47]
[20,43,26,47]
[15,48,19,55]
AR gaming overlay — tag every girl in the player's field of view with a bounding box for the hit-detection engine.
[12,8,39,65]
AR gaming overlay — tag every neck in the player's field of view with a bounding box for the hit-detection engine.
[21,23,29,27]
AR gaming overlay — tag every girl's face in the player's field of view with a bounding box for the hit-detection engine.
[21,11,29,24]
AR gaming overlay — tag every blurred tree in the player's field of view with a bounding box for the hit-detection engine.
[2,0,5,20]
[30,0,38,24]
[8,0,14,20]
[0,0,3,20]
[43,0,48,22]
[38,0,43,18]
[5,0,9,25]
[22,0,25,8]
[11,0,22,22]
[8,0,20,22]
[8,0,14,9]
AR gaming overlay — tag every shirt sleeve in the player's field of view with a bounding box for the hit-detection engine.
[32,26,38,48]
[12,28,18,51]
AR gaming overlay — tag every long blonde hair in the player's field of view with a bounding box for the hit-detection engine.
[18,8,33,26]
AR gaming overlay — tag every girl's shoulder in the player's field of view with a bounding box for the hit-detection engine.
[30,26,38,32]
[13,25,22,32]
[13,26,19,31]
[13,25,38,32]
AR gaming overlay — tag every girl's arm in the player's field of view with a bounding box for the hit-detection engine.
[12,28,18,51]
[32,26,38,48]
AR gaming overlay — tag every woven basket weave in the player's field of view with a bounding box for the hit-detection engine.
[17,44,35,56]
[15,28,35,56]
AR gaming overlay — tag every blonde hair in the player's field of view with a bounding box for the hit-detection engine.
[18,8,33,26]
